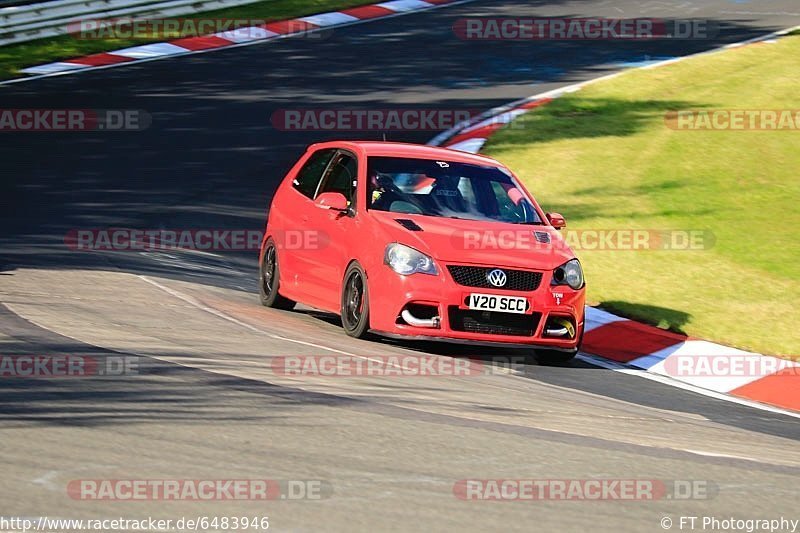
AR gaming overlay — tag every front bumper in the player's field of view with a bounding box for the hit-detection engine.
[367,262,585,349]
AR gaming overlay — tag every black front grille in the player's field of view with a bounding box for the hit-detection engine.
[448,307,540,336]
[447,265,543,292]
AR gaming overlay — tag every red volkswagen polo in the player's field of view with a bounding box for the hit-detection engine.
[259,141,585,362]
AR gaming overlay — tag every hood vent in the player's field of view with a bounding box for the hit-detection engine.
[534,231,551,244]
[395,219,423,231]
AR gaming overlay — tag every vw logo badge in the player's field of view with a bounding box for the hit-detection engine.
[487,269,507,288]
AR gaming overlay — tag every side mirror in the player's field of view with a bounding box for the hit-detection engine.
[315,192,348,212]
[546,212,566,230]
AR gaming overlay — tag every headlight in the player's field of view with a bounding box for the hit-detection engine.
[551,259,584,290]
[384,243,438,276]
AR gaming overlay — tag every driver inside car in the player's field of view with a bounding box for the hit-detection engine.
[369,171,401,210]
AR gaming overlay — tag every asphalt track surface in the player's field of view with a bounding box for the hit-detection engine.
[2,0,800,531]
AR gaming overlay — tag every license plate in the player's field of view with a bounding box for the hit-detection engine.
[467,293,528,314]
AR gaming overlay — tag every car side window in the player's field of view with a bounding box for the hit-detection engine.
[318,153,358,206]
[293,148,336,199]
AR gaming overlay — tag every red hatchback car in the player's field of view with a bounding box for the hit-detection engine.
[259,141,585,362]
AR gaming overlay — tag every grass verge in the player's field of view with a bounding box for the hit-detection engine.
[484,36,800,356]
[0,0,372,80]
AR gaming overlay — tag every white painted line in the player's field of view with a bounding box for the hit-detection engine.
[461,108,527,133]
[112,42,191,59]
[444,137,486,153]
[681,449,771,462]
[138,275,357,356]
[576,353,800,419]
[19,62,88,75]
[377,0,432,12]
[642,341,799,393]
[3,299,433,399]
[214,26,278,43]
[584,306,628,332]
[298,11,359,27]
[135,276,513,384]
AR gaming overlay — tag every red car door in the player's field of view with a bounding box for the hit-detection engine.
[302,150,360,312]
[272,147,337,306]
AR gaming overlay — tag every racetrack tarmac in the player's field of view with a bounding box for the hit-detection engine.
[2,0,799,530]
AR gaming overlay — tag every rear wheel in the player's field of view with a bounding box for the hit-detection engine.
[259,239,296,310]
[341,262,370,338]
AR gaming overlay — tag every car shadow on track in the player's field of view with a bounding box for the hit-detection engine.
[297,307,800,440]
[599,301,691,335]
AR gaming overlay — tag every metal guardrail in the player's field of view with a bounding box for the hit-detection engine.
[0,0,266,45]
[0,0,45,8]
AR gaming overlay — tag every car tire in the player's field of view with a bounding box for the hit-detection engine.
[341,262,371,339]
[259,238,296,310]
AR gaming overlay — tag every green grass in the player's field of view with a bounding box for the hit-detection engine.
[484,36,800,356]
[0,0,372,80]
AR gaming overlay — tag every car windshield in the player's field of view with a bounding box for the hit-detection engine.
[366,156,543,225]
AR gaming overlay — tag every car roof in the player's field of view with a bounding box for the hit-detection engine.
[308,140,507,168]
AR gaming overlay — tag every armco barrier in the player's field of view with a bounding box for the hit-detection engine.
[0,0,266,45]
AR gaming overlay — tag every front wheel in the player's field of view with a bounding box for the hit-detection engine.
[259,239,296,310]
[340,262,371,339]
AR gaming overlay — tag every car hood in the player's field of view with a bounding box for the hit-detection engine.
[368,211,576,270]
